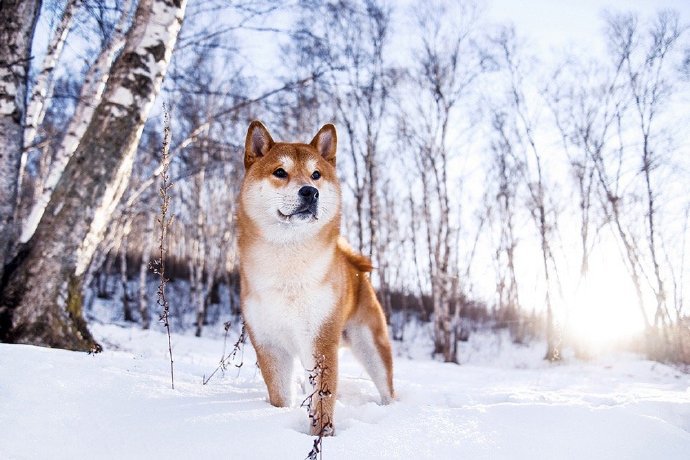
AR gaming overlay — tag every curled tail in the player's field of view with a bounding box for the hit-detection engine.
[337,236,373,272]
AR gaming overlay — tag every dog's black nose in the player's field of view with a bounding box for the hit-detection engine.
[298,186,319,204]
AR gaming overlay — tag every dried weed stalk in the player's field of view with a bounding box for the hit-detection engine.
[202,321,246,385]
[301,354,333,460]
[151,107,175,390]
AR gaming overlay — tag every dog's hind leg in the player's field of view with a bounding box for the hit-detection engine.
[254,343,294,407]
[345,309,395,404]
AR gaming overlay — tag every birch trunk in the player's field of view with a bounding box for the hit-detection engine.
[193,152,208,337]
[0,0,42,280]
[120,233,134,322]
[97,248,114,298]
[22,0,80,153]
[17,0,80,210]
[84,215,130,301]
[139,214,155,329]
[0,0,187,351]
[20,0,134,243]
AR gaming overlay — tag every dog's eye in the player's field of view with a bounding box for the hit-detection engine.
[273,168,288,178]
[311,171,321,180]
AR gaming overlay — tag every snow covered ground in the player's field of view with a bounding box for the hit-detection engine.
[2,321,690,459]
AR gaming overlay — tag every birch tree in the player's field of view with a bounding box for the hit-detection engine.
[546,58,615,279]
[0,0,42,281]
[400,0,486,362]
[20,0,135,243]
[191,143,209,337]
[492,27,562,360]
[138,213,155,329]
[119,230,134,322]
[603,11,685,357]
[487,111,525,342]
[22,0,80,156]
[616,11,680,334]
[546,11,686,360]
[0,0,188,351]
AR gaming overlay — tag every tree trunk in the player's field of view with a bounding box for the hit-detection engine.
[0,0,42,280]
[22,0,80,154]
[97,249,114,299]
[193,144,209,337]
[0,0,187,351]
[20,0,134,243]
[18,0,80,229]
[139,214,155,329]
[120,234,134,322]
[202,266,215,326]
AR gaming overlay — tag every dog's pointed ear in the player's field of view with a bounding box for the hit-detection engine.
[245,121,274,170]
[310,124,337,166]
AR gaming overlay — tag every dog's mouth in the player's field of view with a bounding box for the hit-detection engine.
[277,205,318,223]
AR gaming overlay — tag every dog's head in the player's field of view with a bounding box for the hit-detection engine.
[239,121,341,242]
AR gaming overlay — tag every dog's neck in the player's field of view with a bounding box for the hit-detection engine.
[239,215,340,287]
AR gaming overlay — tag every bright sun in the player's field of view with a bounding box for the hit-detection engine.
[566,246,648,351]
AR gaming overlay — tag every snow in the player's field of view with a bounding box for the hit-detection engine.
[1,322,689,459]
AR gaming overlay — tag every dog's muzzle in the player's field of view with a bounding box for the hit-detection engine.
[293,186,319,219]
[278,186,319,222]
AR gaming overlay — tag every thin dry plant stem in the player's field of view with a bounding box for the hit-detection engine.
[202,322,246,385]
[153,107,175,390]
[301,355,333,460]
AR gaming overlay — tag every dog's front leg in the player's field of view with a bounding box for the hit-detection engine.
[255,343,294,407]
[309,341,338,436]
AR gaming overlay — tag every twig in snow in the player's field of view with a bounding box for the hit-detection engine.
[151,106,175,390]
[301,355,333,460]
[202,321,246,385]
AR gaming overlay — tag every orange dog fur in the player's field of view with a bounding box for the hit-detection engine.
[238,121,394,435]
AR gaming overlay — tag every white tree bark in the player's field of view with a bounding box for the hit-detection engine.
[0,0,188,350]
[0,0,42,278]
[22,0,80,152]
[20,0,134,243]
[75,0,187,277]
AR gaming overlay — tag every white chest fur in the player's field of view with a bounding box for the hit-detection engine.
[242,242,336,365]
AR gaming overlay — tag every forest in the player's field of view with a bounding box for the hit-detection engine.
[1,0,689,367]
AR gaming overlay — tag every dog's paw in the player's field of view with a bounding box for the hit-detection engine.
[379,390,396,405]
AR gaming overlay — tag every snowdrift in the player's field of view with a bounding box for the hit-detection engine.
[1,323,689,459]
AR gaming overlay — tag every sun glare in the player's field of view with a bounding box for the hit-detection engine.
[566,251,647,351]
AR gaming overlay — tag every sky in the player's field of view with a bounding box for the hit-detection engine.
[485,0,690,55]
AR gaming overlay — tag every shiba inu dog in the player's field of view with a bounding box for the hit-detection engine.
[238,121,394,436]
